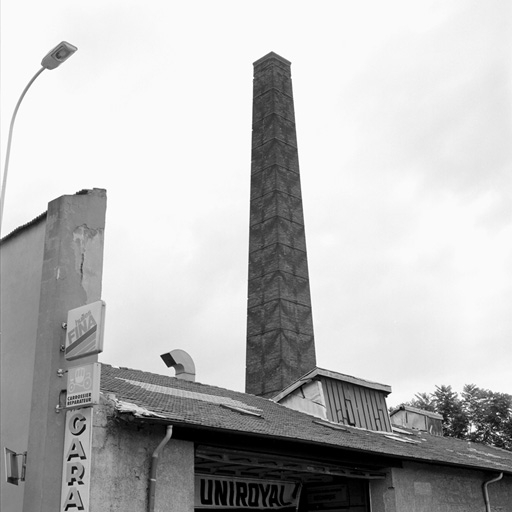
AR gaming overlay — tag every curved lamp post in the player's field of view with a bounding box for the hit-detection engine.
[0,41,78,235]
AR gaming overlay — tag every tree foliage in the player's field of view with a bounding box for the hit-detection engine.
[397,384,512,451]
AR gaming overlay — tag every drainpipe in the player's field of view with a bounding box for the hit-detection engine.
[482,472,503,512]
[148,425,173,512]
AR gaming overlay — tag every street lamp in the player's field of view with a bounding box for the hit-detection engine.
[0,41,78,235]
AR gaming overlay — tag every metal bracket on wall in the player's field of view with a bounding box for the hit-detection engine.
[55,404,76,414]
[61,322,68,352]
[4,449,27,484]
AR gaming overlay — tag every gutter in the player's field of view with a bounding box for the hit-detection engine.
[116,411,512,478]
[483,472,503,512]
[148,425,173,512]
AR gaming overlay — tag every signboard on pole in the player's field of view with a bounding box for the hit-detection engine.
[66,363,101,409]
[61,408,93,511]
[65,301,106,361]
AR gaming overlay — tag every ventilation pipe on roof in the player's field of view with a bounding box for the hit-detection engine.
[148,424,173,512]
[482,472,503,512]
[160,349,196,381]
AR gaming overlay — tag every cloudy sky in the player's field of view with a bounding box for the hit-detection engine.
[2,1,511,407]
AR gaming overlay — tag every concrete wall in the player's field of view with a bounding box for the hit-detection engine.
[22,189,107,512]
[91,400,194,512]
[0,217,46,512]
[370,462,512,512]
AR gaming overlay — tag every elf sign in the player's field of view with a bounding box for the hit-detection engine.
[60,408,92,511]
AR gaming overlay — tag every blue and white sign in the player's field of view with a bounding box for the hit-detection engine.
[65,301,106,361]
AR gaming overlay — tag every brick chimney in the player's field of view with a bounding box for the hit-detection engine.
[246,52,316,397]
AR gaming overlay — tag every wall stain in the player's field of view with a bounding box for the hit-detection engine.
[72,225,104,301]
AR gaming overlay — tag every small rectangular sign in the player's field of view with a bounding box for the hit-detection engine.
[66,363,101,408]
[195,476,301,509]
[61,408,93,511]
[65,301,106,361]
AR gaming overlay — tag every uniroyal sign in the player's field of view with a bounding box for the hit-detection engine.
[60,408,92,511]
[195,476,301,509]
[65,301,106,361]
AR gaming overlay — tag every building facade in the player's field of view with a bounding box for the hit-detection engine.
[87,363,512,512]
[2,55,512,512]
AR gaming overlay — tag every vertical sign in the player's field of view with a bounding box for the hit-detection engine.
[61,408,92,511]
[65,301,106,361]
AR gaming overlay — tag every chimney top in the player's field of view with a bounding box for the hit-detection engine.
[253,52,291,69]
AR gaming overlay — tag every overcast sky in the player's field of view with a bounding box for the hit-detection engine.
[2,1,511,407]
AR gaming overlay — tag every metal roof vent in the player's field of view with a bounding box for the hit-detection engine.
[160,349,196,382]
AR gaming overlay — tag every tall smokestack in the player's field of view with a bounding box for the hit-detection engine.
[246,52,316,397]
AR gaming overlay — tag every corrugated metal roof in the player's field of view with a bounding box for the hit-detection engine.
[100,364,512,475]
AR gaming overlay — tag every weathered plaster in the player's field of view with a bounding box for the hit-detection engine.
[372,462,512,512]
[369,469,396,512]
[72,224,104,300]
[91,402,151,511]
[91,400,194,512]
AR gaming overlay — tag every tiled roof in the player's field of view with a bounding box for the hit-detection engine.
[100,364,512,475]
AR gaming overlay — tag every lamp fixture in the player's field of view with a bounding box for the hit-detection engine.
[41,41,78,70]
[0,41,78,233]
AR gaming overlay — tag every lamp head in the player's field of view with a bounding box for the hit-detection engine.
[41,41,78,70]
